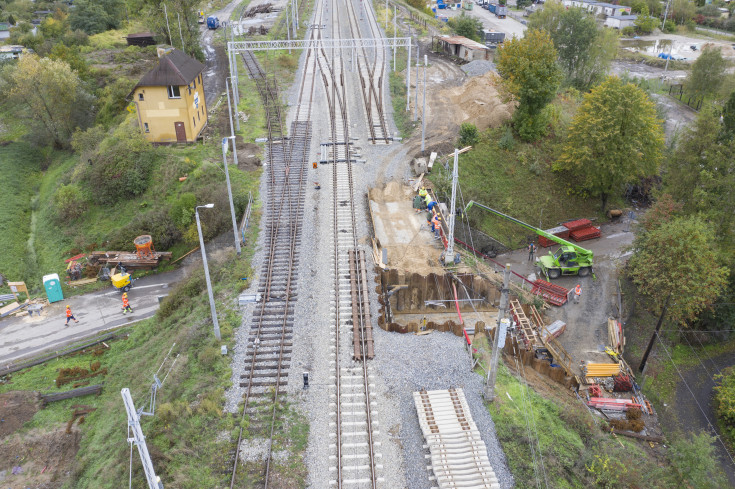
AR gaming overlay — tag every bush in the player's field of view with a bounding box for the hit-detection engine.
[498,125,516,150]
[54,184,88,222]
[85,123,158,205]
[459,122,479,146]
[715,366,735,443]
[621,26,636,36]
[170,192,197,229]
[110,209,182,251]
[663,20,676,32]
[96,78,136,128]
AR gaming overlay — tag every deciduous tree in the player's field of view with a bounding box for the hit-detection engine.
[630,216,728,325]
[669,433,728,489]
[555,76,664,211]
[687,46,727,99]
[3,55,93,149]
[496,29,561,141]
[448,13,483,41]
[663,106,735,248]
[528,2,617,90]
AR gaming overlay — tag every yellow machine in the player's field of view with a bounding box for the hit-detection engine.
[111,267,133,293]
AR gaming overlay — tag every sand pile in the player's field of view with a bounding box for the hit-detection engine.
[442,72,513,131]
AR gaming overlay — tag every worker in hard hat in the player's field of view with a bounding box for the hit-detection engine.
[418,187,428,198]
[573,284,581,304]
[121,293,133,314]
[431,215,442,239]
[65,305,79,326]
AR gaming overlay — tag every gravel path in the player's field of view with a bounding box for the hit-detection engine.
[462,60,496,77]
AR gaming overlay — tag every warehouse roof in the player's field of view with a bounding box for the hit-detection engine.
[437,35,489,51]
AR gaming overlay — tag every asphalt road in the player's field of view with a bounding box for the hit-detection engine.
[0,269,186,366]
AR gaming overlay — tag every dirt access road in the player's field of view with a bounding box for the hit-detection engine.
[200,0,245,107]
[489,218,636,375]
[663,350,735,485]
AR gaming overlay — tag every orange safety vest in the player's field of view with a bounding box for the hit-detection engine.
[575,285,581,295]
[122,297,129,307]
[66,308,72,318]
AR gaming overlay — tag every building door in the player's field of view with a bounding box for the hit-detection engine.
[174,122,186,142]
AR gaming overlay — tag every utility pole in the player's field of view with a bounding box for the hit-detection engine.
[414,41,419,121]
[195,204,221,341]
[421,54,427,153]
[485,264,511,401]
[176,13,185,52]
[444,149,459,265]
[222,137,242,256]
[444,147,471,265]
[393,6,397,72]
[163,3,172,46]
[405,41,411,111]
[122,388,164,489]
[638,294,672,372]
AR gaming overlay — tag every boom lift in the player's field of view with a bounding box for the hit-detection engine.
[464,201,594,280]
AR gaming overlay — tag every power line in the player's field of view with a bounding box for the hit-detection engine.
[654,331,735,468]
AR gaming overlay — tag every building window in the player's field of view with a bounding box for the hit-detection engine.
[198,111,200,122]
[192,78,196,89]
[138,93,144,101]
[188,86,192,96]
[193,116,196,127]
[144,122,149,133]
[167,85,181,98]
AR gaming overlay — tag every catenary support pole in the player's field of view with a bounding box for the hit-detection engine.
[195,206,221,341]
[444,148,459,264]
[414,41,419,121]
[421,54,427,152]
[393,6,397,72]
[485,264,511,401]
[405,41,411,111]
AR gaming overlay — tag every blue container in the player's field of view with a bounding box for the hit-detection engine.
[43,273,64,303]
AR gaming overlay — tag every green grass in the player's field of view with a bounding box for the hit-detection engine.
[82,23,144,52]
[389,71,419,140]
[0,143,42,285]
[475,336,679,489]
[429,97,613,249]
[616,48,690,71]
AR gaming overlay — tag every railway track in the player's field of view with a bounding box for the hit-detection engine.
[229,45,313,489]
[316,0,382,486]
[344,0,390,144]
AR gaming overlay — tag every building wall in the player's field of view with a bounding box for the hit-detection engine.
[133,72,208,143]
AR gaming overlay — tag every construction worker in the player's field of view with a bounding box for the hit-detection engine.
[527,242,537,262]
[573,284,581,304]
[413,194,424,213]
[418,187,428,198]
[65,305,79,326]
[432,215,442,239]
[424,192,433,209]
[121,293,133,314]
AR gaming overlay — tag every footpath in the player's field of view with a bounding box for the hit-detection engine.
[0,269,185,366]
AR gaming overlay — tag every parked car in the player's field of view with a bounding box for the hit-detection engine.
[207,16,220,29]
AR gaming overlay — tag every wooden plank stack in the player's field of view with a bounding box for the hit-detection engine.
[584,362,622,378]
[608,317,624,354]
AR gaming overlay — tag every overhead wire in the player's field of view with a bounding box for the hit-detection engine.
[511,344,543,489]
[654,331,735,468]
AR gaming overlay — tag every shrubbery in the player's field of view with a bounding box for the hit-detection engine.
[715,367,735,444]
[54,184,88,222]
[84,123,158,205]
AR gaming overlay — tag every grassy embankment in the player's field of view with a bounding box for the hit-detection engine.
[472,335,721,488]
[427,93,613,249]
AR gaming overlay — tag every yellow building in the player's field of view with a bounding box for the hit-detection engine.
[132,49,208,144]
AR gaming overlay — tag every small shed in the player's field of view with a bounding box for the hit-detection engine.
[0,45,26,60]
[604,14,637,28]
[126,32,157,47]
[0,23,9,40]
[436,35,491,61]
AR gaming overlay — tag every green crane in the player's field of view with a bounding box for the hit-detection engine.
[464,201,594,280]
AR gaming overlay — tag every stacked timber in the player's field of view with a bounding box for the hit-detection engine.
[608,317,624,354]
[584,362,622,379]
[87,251,172,270]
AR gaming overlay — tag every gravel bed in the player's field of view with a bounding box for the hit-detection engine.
[373,328,514,489]
[461,60,496,77]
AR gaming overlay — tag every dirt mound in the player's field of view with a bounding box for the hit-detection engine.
[0,428,81,488]
[443,72,513,131]
[368,181,413,205]
[0,391,41,438]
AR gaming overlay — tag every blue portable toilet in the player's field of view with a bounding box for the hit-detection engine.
[43,273,64,303]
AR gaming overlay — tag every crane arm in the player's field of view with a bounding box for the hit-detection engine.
[463,201,593,258]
